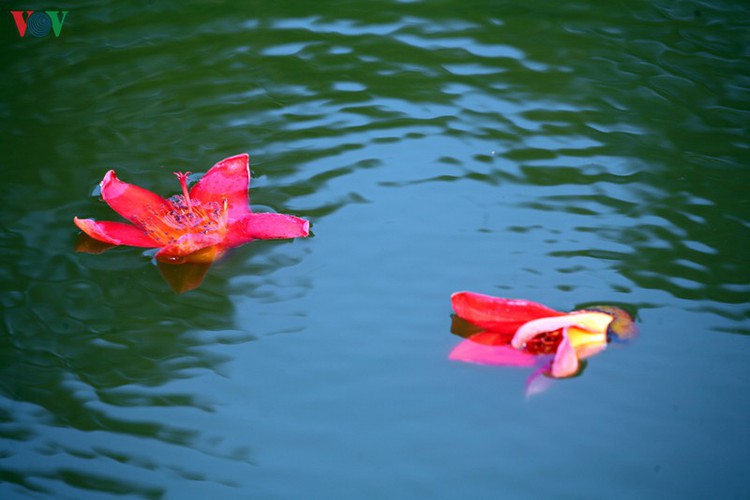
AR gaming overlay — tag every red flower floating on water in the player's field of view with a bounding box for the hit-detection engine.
[449,291,636,395]
[74,154,309,290]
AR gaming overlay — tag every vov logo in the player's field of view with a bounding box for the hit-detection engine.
[11,10,69,38]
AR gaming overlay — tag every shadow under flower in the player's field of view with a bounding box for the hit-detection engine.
[76,233,212,293]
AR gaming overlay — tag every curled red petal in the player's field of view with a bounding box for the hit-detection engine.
[99,170,173,229]
[74,217,161,248]
[511,312,613,350]
[450,292,564,333]
[189,154,251,220]
[225,212,310,247]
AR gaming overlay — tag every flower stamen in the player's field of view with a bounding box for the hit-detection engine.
[174,171,193,214]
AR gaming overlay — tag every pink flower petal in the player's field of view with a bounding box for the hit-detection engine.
[451,292,565,333]
[550,330,579,378]
[225,212,310,246]
[74,217,161,248]
[449,338,538,367]
[189,154,251,221]
[99,170,174,229]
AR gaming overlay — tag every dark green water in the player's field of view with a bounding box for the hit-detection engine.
[2,1,749,498]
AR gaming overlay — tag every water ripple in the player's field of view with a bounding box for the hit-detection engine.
[2,0,750,496]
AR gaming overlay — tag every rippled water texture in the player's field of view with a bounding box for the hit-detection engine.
[2,1,749,498]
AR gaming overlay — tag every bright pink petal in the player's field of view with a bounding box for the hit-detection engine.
[511,311,614,350]
[74,217,161,248]
[99,170,174,228]
[450,338,538,367]
[450,292,564,333]
[189,154,250,220]
[550,330,579,378]
[154,233,224,263]
[225,212,310,247]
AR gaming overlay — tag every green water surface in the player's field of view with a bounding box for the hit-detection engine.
[1,1,749,498]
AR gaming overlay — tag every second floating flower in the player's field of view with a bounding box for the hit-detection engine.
[449,291,636,394]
